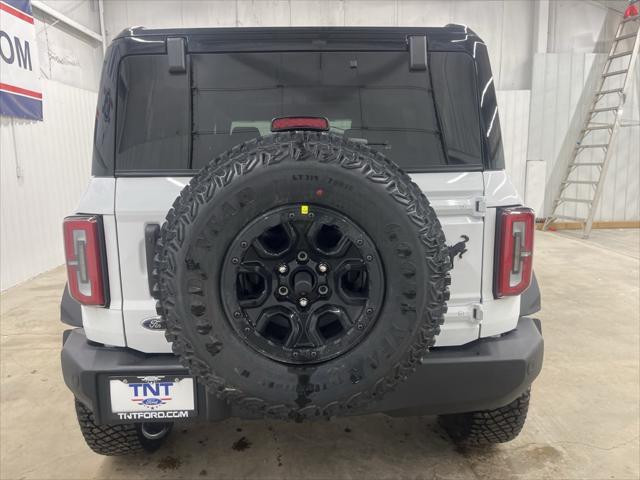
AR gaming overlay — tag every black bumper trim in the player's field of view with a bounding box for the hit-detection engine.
[61,317,543,424]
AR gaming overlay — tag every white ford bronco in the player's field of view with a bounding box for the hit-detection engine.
[60,25,543,455]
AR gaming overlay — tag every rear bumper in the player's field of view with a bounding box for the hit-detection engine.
[61,317,543,424]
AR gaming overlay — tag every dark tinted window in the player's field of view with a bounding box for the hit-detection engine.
[191,51,444,172]
[430,52,482,165]
[116,55,190,171]
[116,50,485,173]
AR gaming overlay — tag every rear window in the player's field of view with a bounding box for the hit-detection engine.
[115,50,482,174]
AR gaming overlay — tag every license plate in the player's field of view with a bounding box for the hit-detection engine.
[109,375,196,421]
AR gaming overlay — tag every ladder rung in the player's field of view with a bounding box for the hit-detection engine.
[615,32,636,41]
[602,69,628,77]
[555,215,587,222]
[563,180,599,185]
[622,16,640,23]
[609,50,634,59]
[573,162,605,166]
[584,124,614,130]
[560,198,592,204]
[596,88,624,95]
[590,106,619,113]
[578,144,609,149]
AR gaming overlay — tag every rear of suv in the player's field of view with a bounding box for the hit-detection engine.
[60,25,543,455]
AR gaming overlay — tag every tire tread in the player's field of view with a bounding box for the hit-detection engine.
[439,389,531,445]
[153,132,452,420]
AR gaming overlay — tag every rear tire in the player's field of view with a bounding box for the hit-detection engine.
[74,400,172,456]
[438,389,531,446]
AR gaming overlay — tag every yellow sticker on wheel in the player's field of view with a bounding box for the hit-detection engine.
[301,205,309,215]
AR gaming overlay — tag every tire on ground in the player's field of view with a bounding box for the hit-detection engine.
[439,389,531,445]
[74,400,172,455]
[153,132,451,420]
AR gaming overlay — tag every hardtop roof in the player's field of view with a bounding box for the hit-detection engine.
[114,25,481,45]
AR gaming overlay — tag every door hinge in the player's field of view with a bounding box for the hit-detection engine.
[473,303,483,322]
[473,196,487,216]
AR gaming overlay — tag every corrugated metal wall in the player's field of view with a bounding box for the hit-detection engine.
[0,81,97,291]
[497,90,532,201]
[529,53,640,221]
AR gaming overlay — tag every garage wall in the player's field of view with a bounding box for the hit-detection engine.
[34,1,103,91]
[497,90,532,201]
[0,81,97,291]
[529,53,640,221]
[0,3,102,291]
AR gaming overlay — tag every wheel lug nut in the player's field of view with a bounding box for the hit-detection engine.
[232,257,239,264]
[299,297,309,308]
[366,254,373,262]
[278,286,289,296]
[297,251,309,263]
[318,263,328,273]
[277,264,288,274]
[318,285,329,295]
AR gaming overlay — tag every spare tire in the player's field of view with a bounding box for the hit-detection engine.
[153,132,450,420]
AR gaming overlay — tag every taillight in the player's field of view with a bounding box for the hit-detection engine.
[271,116,330,132]
[494,207,535,298]
[63,215,109,306]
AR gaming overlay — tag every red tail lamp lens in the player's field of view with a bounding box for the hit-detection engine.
[494,207,535,298]
[271,117,330,132]
[63,215,108,306]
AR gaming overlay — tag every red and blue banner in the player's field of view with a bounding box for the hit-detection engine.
[0,0,42,121]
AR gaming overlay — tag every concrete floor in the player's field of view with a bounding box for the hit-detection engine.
[1,229,639,480]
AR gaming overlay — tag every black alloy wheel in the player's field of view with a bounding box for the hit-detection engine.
[222,205,384,364]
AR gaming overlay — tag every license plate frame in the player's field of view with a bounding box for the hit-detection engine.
[107,374,197,423]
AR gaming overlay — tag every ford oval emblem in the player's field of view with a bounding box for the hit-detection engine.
[141,317,166,330]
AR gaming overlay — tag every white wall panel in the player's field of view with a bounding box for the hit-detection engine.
[529,53,639,221]
[497,90,531,200]
[0,81,97,291]
[33,9,102,91]
[39,0,102,33]
[181,1,238,27]
[290,1,345,26]
[548,0,620,53]
[344,0,397,26]
[238,0,292,26]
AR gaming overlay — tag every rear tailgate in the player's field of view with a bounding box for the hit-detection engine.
[115,172,486,352]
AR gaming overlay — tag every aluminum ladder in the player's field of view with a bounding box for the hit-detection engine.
[543,9,640,238]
